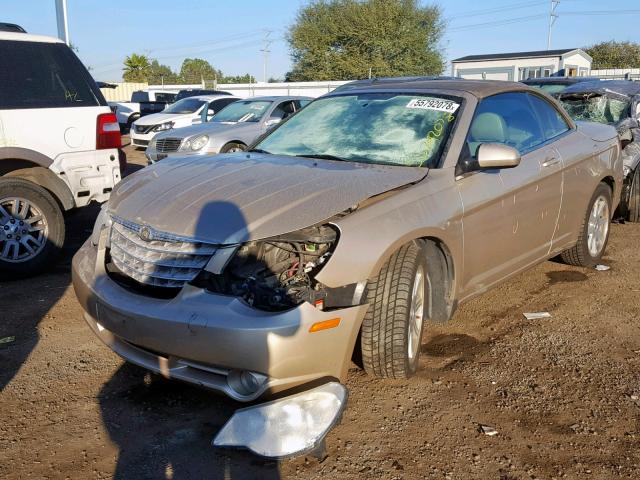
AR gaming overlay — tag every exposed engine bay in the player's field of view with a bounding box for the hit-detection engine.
[197,224,338,311]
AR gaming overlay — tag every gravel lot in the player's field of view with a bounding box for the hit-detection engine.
[2,140,640,479]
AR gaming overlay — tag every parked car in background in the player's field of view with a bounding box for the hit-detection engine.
[129,95,237,149]
[523,76,599,97]
[175,89,232,101]
[146,96,311,162]
[0,30,122,278]
[74,79,621,403]
[109,89,178,132]
[558,80,640,221]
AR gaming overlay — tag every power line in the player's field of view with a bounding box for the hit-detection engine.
[448,0,547,20]
[562,9,640,15]
[89,30,268,71]
[90,38,269,74]
[449,13,547,31]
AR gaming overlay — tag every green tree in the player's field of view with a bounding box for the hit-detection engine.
[179,58,223,84]
[222,73,255,83]
[286,0,445,81]
[585,41,640,69]
[123,53,151,82]
[148,60,179,85]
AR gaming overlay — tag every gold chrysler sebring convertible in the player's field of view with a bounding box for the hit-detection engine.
[73,79,623,402]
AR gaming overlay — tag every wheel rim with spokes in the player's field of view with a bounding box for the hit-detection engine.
[407,265,425,362]
[587,195,609,257]
[0,196,48,263]
[228,145,244,153]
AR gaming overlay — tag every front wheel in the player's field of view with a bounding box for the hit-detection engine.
[0,178,65,280]
[220,142,246,153]
[560,182,612,267]
[361,242,429,379]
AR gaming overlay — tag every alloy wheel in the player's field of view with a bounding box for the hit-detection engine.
[407,265,425,362]
[0,196,48,263]
[587,195,609,257]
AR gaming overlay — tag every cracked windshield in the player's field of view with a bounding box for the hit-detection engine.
[256,94,460,167]
[560,94,630,124]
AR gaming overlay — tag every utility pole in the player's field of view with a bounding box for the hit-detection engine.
[260,30,273,83]
[547,0,560,50]
[55,0,70,45]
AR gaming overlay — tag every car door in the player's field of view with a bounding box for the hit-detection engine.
[457,92,562,295]
[526,93,576,251]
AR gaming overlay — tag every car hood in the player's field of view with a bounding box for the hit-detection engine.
[135,112,191,125]
[155,121,254,140]
[108,154,427,244]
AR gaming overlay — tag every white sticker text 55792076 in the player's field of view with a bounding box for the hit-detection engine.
[406,98,460,113]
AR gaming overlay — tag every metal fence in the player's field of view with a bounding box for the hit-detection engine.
[591,68,640,81]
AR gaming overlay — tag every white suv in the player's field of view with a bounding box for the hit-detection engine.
[0,30,122,278]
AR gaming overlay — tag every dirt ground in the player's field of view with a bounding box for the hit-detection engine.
[2,140,640,479]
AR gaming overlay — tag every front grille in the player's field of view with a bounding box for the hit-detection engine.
[109,219,217,288]
[156,138,182,153]
[135,124,156,134]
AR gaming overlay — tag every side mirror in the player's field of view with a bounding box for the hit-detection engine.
[477,143,521,169]
[264,117,282,128]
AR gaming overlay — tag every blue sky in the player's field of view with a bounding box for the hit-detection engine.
[4,0,639,81]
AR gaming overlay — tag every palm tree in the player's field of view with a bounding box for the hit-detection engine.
[123,53,151,82]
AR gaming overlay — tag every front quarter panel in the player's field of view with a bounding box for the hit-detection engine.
[316,168,463,291]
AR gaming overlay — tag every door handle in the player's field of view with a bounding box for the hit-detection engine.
[542,157,560,168]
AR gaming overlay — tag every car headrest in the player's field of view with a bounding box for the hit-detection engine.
[471,112,507,143]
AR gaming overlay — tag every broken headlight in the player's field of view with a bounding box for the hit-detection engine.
[193,224,338,311]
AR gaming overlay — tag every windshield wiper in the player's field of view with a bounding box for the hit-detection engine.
[248,148,271,154]
[295,153,349,162]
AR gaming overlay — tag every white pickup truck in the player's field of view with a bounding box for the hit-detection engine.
[109,90,178,131]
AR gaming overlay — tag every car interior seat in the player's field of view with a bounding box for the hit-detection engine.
[467,112,507,157]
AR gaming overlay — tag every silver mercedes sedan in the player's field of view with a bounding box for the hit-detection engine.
[145,95,312,163]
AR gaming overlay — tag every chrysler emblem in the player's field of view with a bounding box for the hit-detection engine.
[139,226,153,242]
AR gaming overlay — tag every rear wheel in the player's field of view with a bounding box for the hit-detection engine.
[220,142,246,153]
[560,182,611,267]
[0,178,65,280]
[361,242,429,379]
[627,168,640,223]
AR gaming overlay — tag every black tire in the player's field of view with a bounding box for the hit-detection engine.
[361,242,429,379]
[560,182,612,267]
[627,168,640,223]
[220,142,246,153]
[0,178,65,280]
[126,113,139,133]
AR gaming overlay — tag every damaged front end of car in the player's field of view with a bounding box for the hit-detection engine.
[192,223,365,312]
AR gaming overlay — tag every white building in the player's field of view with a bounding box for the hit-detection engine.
[452,48,592,81]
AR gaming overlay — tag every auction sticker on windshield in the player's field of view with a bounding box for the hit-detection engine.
[406,98,459,113]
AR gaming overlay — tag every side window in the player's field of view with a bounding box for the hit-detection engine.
[292,99,311,111]
[0,40,102,109]
[270,101,296,120]
[131,91,149,103]
[466,92,546,157]
[154,92,175,102]
[527,94,570,141]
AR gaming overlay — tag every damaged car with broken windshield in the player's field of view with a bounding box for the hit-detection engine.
[558,80,640,221]
[73,78,622,413]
